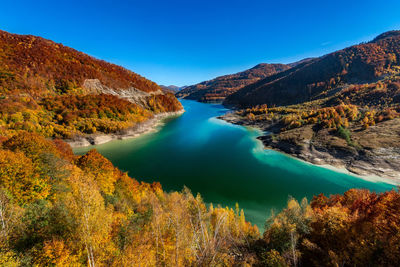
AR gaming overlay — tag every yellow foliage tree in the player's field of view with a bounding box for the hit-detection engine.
[77,149,120,195]
[65,168,115,266]
[0,150,50,204]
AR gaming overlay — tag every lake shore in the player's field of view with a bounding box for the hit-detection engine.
[73,99,396,229]
[219,112,400,184]
[66,110,185,148]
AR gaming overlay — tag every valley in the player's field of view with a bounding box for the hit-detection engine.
[212,31,400,180]
[1,27,400,266]
[74,99,396,229]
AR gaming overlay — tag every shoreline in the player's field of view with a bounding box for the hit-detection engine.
[219,112,400,184]
[66,110,184,148]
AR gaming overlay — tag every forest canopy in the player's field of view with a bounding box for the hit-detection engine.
[0,132,259,266]
[1,132,399,266]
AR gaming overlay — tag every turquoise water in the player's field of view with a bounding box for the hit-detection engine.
[74,100,396,229]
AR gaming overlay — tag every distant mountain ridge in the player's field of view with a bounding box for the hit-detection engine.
[176,63,290,102]
[288,57,316,68]
[160,85,187,93]
[225,31,400,107]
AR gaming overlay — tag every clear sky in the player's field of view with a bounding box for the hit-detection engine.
[1,0,400,86]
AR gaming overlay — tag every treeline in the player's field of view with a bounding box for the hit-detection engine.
[0,132,259,266]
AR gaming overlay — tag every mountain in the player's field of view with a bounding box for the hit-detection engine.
[176,63,291,102]
[287,57,316,67]
[0,30,182,139]
[160,84,186,93]
[221,31,400,180]
[0,30,164,96]
[1,28,400,266]
[225,31,400,107]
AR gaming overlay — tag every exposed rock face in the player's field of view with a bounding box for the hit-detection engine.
[83,78,164,108]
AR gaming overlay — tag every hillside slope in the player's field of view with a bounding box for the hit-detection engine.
[0,30,161,95]
[221,31,400,179]
[1,29,400,266]
[160,84,186,93]
[0,30,182,140]
[176,63,290,102]
[225,31,400,107]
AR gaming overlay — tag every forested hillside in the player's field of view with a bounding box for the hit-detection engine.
[0,30,182,139]
[1,29,400,266]
[223,31,400,180]
[225,31,400,107]
[176,63,290,102]
[257,189,400,266]
[1,132,399,266]
[160,85,186,93]
[0,132,259,266]
[0,30,160,95]
[0,30,260,266]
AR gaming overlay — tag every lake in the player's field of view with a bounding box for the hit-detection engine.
[74,99,396,229]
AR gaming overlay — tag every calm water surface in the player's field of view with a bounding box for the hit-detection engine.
[74,100,396,229]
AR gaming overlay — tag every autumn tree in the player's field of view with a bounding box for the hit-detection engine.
[76,149,120,195]
[65,168,115,266]
[263,197,312,266]
[0,150,50,204]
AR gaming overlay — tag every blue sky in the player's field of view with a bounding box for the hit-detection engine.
[1,0,400,86]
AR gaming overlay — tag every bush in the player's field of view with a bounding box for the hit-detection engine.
[337,126,351,144]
